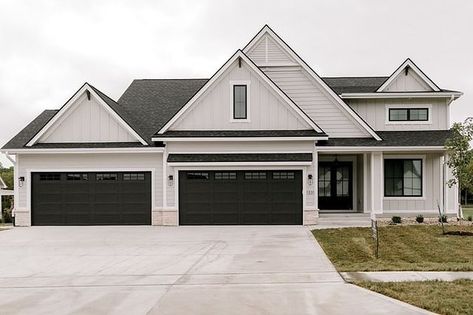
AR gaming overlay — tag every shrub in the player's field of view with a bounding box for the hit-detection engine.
[391,216,402,224]
[416,214,424,223]
[468,215,473,222]
[439,214,448,223]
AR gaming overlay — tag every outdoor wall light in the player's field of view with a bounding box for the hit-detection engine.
[308,174,313,185]
[18,176,25,188]
[168,175,174,187]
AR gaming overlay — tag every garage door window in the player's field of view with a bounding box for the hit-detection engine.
[123,173,145,181]
[273,172,295,180]
[215,172,237,180]
[187,172,209,180]
[39,173,61,181]
[96,173,118,181]
[244,172,267,180]
[67,173,88,181]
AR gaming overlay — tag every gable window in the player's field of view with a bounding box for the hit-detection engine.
[384,159,422,197]
[233,85,247,119]
[389,108,428,122]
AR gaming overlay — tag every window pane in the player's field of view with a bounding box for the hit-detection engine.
[384,159,422,197]
[244,172,266,180]
[187,172,209,180]
[389,109,408,121]
[409,109,428,121]
[233,85,247,119]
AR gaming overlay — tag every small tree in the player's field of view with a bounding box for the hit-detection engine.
[445,117,473,218]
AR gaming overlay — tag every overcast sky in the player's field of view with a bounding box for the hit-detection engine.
[1,0,472,166]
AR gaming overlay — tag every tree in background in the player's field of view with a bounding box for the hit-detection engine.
[445,117,473,218]
[0,162,14,222]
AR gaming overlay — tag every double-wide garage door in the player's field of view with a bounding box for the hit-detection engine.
[32,172,151,225]
[179,170,302,225]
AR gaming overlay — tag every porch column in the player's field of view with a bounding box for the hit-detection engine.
[370,152,384,214]
[313,148,318,210]
[363,153,369,213]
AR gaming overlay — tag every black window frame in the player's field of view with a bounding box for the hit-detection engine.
[384,159,423,197]
[388,108,429,122]
[233,85,247,120]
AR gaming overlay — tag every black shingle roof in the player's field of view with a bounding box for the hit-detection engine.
[2,110,58,150]
[317,130,451,147]
[156,130,325,138]
[118,79,208,144]
[322,77,388,94]
[168,153,313,163]
[1,77,456,149]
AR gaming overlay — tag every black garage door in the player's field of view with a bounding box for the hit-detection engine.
[179,170,302,225]
[32,172,151,225]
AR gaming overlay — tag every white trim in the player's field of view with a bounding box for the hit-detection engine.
[0,176,7,190]
[2,148,164,154]
[377,59,440,92]
[317,146,445,152]
[243,26,382,141]
[26,167,157,221]
[363,153,368,213]
[229,80,251,123]
[157,50,323,134]
[26,83,148,146]
[154,136,328,142]
[382,154,426,200]
[341,92,462,99]
[168,162,312,167]
[385,104,432,125]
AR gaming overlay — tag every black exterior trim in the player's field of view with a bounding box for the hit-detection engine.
[156,130,326,138]
[168,153,313,163]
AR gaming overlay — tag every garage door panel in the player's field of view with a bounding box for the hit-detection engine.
[32,172,151,225]
[179,170,302,225]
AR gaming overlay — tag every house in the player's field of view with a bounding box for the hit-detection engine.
[0,25,462,226]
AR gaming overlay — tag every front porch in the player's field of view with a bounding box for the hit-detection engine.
[314,150,457,217]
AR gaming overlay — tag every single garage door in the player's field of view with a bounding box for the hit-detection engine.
[179,170,302,225]
[32,172,151,225]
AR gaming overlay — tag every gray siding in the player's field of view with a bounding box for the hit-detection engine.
[348,98,449,131]
[246,34,296,65]
[263,68,371,137]
[384,70,432,92]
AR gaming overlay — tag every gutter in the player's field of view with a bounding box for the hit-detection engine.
[1,148,165,154]
[340,92,463,99]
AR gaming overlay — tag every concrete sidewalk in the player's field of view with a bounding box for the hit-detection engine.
[342,271,473,282]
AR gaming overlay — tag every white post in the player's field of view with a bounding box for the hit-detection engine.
[314,147,318,211]
[0,194,3,222]
[363,153,368,213]
[370,152,384,214]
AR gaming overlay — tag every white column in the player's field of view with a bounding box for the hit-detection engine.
[370,152,384,214]
[0,194,2,222]
[363,153,369,213]
[313,148,318,210]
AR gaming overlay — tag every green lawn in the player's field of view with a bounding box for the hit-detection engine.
[312,225,473,271]
[356,280,473,315]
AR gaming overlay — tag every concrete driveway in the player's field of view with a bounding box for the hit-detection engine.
[0,226,429,314]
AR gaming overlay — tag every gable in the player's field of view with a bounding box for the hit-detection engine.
[246,33,296,66]
[244,26,379,139]
[170,58,312,131]
[39,91,138,143]
[383,67,432,92]
[377,59,440,92]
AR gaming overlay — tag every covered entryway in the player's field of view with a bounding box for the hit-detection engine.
[179,170,302,225]
[32,172,151,225]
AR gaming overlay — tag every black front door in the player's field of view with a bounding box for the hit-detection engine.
[318,162,353,210]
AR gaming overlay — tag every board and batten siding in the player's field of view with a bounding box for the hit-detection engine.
[263,68,371,137]
[347,98,449,130]
[383,70,432,92]
[170,61,311,131]
[14,153,163,226]
[40,93,137,143]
